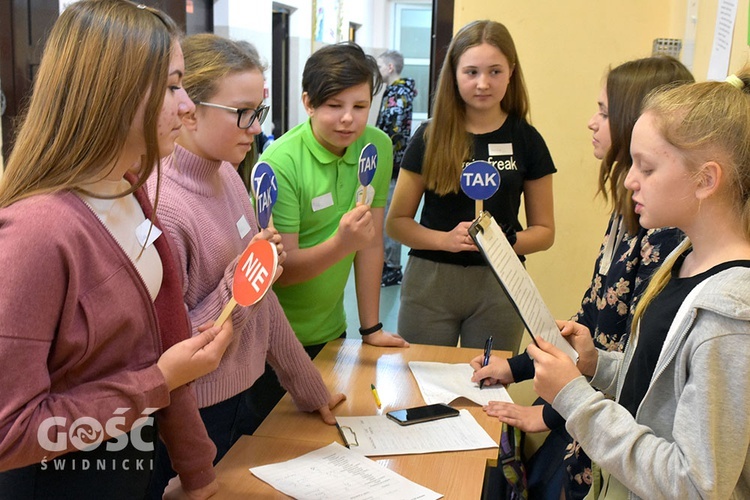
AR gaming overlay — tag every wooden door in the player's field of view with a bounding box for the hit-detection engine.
[0,0,212,163]
[0,0,58,162]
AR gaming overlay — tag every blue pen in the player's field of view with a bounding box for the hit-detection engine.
[479,336,493,389]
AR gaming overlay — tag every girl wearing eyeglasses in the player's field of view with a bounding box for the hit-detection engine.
[145,33,345,497]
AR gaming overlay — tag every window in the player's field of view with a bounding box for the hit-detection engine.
[393,3,432,130]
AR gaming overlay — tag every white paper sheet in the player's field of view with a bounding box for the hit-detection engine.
[250,442,442,500]
[335,409,497,456]
[408,361,513,406]
[706,0,738,81]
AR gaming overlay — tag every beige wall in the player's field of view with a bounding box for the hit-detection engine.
[454,0,749,322]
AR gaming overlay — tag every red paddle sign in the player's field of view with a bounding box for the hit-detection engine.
[214,239,278,326]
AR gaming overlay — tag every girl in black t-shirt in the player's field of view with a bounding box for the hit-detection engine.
[386,19,555,352]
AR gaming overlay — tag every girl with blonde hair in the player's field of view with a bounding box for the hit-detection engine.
[146,33,345,496]
[530,69,750,498]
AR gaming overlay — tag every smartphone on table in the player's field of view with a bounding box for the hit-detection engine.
[386,403,460,426]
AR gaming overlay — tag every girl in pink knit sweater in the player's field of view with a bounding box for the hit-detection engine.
[146,34,346,497]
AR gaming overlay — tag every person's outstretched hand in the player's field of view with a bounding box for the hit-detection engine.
[483,402,549,433]
[528,337,581,404]
[470,354,514,386]
[316,392,347,424]
[157,320,234,392]
[362,328,409,348]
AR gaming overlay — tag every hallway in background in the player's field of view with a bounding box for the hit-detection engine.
[343,244,408,338]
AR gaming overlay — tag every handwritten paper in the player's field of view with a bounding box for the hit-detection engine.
[250,442,442,500]
[470,213,578,362]
[335,409,497,456]
[408,361,513,406]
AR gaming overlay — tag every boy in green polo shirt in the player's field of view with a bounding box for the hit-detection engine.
[260,42,409,357]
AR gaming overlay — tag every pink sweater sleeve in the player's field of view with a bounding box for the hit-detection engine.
[265,293,332,412]
[155,386,216,490]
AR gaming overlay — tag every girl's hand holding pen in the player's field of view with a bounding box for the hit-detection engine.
[470,354,515,386]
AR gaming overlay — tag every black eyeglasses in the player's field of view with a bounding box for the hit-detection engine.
[197,102,270,129]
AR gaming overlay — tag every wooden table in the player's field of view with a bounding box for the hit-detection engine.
[214,338,518,499]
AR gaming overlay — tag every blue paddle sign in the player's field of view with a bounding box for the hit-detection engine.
[251,161,278,229]
[254,175,274,229]
[460,161,500,200]
[251,162,278,206]
[358,143,378,187]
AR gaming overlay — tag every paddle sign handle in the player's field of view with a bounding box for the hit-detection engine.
[214,297,237,327]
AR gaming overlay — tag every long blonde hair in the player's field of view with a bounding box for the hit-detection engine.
[423,20,529,195]
[632,67,750,329]
[0,0,179,207]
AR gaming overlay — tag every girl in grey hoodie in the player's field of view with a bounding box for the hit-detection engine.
[529,68,750,499]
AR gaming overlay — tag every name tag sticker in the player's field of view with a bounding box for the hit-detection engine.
[312,192,334,212]
[236,215,251,239]
[135,220,162,248]
[488,143,513,156]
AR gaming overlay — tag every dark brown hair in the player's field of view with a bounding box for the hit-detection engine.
[598,56,694,234]
[302,42,382,108]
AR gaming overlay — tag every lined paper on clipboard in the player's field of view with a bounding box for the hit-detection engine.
[468,212,578,362]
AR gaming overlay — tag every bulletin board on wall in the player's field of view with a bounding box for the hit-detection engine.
[312,0,343,51]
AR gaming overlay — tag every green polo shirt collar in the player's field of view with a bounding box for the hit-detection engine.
[300,119,363,166]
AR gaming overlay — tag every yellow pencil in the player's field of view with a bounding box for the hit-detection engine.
[370,384,382,408]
